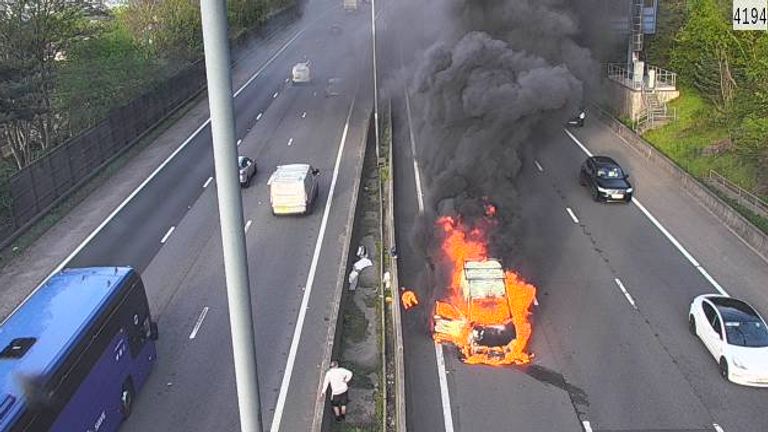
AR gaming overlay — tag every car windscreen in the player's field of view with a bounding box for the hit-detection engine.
[724,321,768,347]
[596,166,624,179]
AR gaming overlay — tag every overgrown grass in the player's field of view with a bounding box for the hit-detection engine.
[342,297,369,345]
[643,88,760,192]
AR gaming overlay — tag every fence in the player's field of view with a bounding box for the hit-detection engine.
[0,5,301,248]
[708,170,768,218]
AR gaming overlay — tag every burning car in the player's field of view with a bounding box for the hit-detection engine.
[431,216,536,366]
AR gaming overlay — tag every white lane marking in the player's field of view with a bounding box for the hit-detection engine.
[535,160,544,172]
[256,112,263,121]
[566,207,580,224]
[273,91,279,99]
[565,129,593,157]
[404,90,425,213]
[233,26,309,98]
[713,424,725,432]
[406,88,453,432]
[563,129,730,297]
[160,226,176,244]
[203,177,214,188]
[614,278,637,309]
[287,138,294,147]
[188,306,210,339]
[301,111,307,119]
[582,420,594,432]
[285,77,290,83]
[1,22,312,326]
[244,220,252,233]
[270,96,357,432]
[435,343,455,432]
[237,139,242,147]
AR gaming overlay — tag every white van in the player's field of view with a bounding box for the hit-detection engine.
[267,164,320,215]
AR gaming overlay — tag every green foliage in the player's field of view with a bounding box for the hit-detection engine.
[56,23,162,132]
[644,0,687,66]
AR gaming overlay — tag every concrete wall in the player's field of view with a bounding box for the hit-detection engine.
[601,79,679,119]
[592,105,768,261]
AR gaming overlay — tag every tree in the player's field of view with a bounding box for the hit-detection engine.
[0,0,89,169]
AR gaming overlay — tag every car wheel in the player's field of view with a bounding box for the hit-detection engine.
[591,186,600,202]
[719,358,729,381]
[120,378,135,418]
[688,315,696,335]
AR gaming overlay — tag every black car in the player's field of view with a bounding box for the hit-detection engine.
[579,156,633,203]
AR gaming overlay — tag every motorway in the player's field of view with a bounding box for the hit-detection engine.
[383,3,768,432]
[33,0,374,430]
[392,53,768,432]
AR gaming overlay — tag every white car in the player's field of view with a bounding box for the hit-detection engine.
[291,62,311,84]
[689,294,768,386]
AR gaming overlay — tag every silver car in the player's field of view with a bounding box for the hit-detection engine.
[238,156,257,188]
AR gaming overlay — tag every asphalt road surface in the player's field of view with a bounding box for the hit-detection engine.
[392,68,768,432]
[42,1,376,430]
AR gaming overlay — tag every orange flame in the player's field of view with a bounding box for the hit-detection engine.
[432,216,536,366]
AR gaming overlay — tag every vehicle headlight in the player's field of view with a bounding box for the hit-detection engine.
[732,356,748,370]
[596,186,610,193]
[625,188,633,193]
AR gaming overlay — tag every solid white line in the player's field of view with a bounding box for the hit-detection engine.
[232,27,309,98]
[273,91,279,99]
[301,111,307,118]
[434,343,455,432]
[535,160,544,172]
[582,420,594,432]
[566,207,580,224]
[404,90,425,213]
[614,278,637,309]
[287,138,294,146]
[1,21,312,326]
[563,129,730,297]
[160,226,175,244]
[270,96,357,432]
[244,220,252,233]
[713,423,725,432]
[188,306,209,339]
[256,112,263,121]
[203,177,213,188]
[237,139,242,147]
[564,129,593,157]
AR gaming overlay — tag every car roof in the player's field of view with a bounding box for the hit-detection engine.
[591,156,619,166]
[269,164,311,183]
[707,296,762,322]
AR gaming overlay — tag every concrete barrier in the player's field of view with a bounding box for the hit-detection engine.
[591,104,768,261]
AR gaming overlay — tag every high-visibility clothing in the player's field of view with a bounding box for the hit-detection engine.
[401,290,419,310]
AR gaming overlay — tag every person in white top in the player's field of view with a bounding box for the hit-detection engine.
[321,360,353,421]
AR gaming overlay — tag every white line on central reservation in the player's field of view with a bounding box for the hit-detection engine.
[236,139,242,147]
[566,207,580,224]
[287,137,294,146]
[188,306,209,339]
[256,112,263,121]
[534,160,544,172]
[614,278,637,309]
[713,423,725,432]
[405,87,454,432]
[243,220,252,233]
[582,420,594,432]
[404,89,425,214]
[203,177,213,188]
[160,226,175,244]
[273,91,279,99]
[270,96,357,432]
[563,129,729,297]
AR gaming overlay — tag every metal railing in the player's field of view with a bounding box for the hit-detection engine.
[708,170,768,218]
[607,63,677,91]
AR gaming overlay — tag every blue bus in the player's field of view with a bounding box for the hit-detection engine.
[0,267,158,432]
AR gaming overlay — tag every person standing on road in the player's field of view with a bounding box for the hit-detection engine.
[321,360,353,422]
[400,286,419,310]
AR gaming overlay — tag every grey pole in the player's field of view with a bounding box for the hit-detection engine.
[371,0,380,161]
[199,1,263,431]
